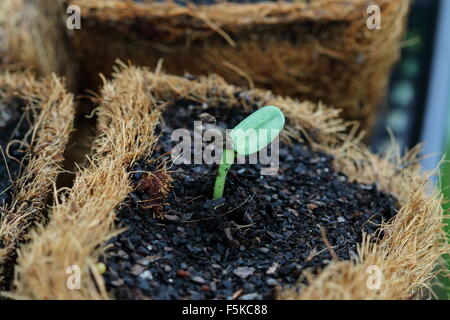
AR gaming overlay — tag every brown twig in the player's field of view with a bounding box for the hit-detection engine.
[320,225,338,261]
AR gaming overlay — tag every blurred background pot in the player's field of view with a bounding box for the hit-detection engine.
[14,0,410,135]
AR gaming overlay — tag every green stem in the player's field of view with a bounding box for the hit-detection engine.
[213,149,235,199]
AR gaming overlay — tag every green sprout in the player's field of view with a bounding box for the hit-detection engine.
[213,106,285,199]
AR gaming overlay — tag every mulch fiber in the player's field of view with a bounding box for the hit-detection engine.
[0,72,74,293]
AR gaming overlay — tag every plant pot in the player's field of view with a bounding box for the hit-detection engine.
[0,72,74,292]
[0,0,31,71]
[18,0,410,133]
[11,66,446,300]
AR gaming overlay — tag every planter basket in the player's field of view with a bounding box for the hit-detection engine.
[0,72,74,291]
[17,0,410,133]
[11,65,446,300]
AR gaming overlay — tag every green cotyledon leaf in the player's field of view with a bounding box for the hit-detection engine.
[229,106,285,156]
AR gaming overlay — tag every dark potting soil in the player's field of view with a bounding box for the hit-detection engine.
[0,96,30,208]
[102,99,397,300]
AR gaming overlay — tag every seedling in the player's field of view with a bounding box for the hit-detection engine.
[213,106,285,199]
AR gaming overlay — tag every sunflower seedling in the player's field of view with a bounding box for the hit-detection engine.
[213,106,285,199]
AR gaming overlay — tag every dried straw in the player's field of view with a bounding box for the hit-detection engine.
[0,71,75,291]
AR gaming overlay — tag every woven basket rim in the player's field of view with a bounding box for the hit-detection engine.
[0,71,75,290]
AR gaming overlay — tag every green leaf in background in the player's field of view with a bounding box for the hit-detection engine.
[230,106,285,156]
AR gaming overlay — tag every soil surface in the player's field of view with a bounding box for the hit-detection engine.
[0,96,30,208]
[102,99,397,300]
